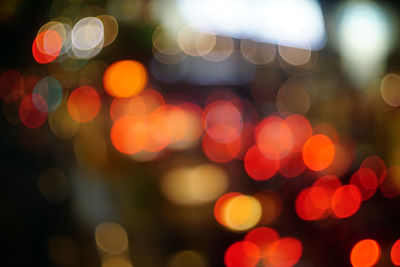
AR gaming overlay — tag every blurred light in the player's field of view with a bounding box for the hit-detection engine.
[177,25,216,57]
[202,133,241,163]
[32,76,63,112]
[223,195,262,231]
[110,89,165,122]
[321,135,356,177]
[313,175,342,216]
[349,168,378,201]
[244,145,279,181]
[244,227,279,258]
[169,102,204,150]
[97,15,119,47]
[391,239,400,266]
[48,235,79,266]
[302,134,335,171]
[161,164,228,206]
[95,222,129,255]
[240,39,276,65]
[203,100,243,143]
[278,46,311,66]
[72,17,104,51]
[337,1,392,86]
[202,36,233,62]
[19,93,47,129]
[224,241,260,267]
[265,237,303,267]
[102,255,133,267]
[295,186,329,221]
[176,0,326,50]
[285,115,312,153]
[32,30,62,64]
[38,21,70,56]
[168,250,208,267]
[49,103,80,140]
[103,60,148,98]
[111,115,148,155]
[360,156,386,185]
[276,83,310,116]
[67,85,100,123]
[39,168,69,202]
[380,73,400,107]
[350,239,381,267]
[256,116,293,160]
[331,185,361,219]
[214,192,242,227]
[279,152,305,178]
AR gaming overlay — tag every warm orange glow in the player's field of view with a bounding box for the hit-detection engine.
[265,237,302,267]
[391,239,400,266]
[32,30,62,64]
[111,115,148,155]
[302,134,335,171]
[331,185,361,218]
[214,192,242,227]
[223,195,262,231]
[103,60,148,98]
[224,241,260,267]
[244,227,279,258]
[350,239,381,267]
[256,116,293,160]
[244,145,279,181]
[67,86,100,123]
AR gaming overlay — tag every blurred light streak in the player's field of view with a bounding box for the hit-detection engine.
[176,0,326,50]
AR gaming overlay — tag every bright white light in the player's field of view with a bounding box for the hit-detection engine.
[337,1,392,86]
[176,0,326,50]
[72,17,104,51]
[337,2,391,63]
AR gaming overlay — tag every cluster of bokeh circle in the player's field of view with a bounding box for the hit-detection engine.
[2,5,400,267]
